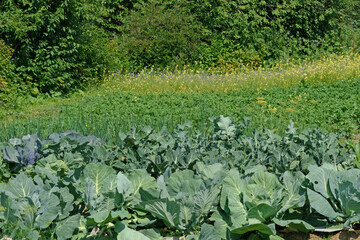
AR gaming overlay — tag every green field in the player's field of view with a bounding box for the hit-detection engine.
[2,1,360,238]
[0,55,360,240]
[1,55,360,240]
[1,54,360,144]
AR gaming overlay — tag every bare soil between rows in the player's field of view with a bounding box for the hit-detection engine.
[162,230,360,240]
[282,230,360,240]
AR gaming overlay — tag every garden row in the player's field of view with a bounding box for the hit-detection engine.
[0,117,359,239]
[2,77,360,143]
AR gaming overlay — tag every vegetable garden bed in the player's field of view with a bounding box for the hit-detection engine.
[0,116,359,239]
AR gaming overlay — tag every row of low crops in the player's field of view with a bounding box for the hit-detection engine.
[1,54,360,143]
[1,116,360,239]
[2,77,360,144]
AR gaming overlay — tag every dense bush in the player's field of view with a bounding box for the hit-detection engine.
[187,0,360,66]
[0,0,109,95]
[0,40,19,107]
[119,0,206,71]
[108,0,360,69]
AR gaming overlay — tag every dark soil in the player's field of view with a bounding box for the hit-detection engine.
[282,230,360,240]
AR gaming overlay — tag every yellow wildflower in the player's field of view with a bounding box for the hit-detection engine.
[268,107,277,113]
[286,107,298,113]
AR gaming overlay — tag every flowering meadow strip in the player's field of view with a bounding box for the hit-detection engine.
[103,53,360,94]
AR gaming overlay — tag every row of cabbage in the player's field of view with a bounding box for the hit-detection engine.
[0,116,359,239]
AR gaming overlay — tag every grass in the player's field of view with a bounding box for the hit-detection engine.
[0,53,360,143]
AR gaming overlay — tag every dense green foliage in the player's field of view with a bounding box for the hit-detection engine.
[0,118,359,239]
[0,40,19,108]
[0,0,359,97]
[119,1,205,71]
[0,0,109,95]
[111,0,360,68]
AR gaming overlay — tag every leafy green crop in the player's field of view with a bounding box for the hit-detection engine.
[2,77,360,143]
[0,117,359,239]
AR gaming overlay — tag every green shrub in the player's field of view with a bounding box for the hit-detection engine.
[0,0,110,95]
[119,0,206,71]
[186,0,360,66]
[0,40,19,108]
[339,0,360,52]
[0,40,14,86]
